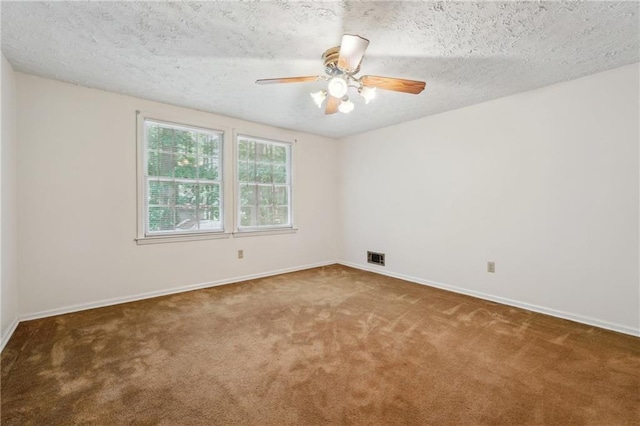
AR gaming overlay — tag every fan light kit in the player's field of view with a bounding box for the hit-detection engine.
[338,98,355,113]
[359,86,376,104]
[310,90,327,108]
[256,35,426,115]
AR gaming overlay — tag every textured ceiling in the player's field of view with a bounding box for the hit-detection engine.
[2,1,638,138]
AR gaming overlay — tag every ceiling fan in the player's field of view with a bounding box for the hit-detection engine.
[256,34,426,115]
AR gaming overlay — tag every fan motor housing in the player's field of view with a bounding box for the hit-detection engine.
[322,46,359,76]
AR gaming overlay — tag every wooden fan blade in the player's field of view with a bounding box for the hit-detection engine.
[255,76,319,85]
[325,95,340,115]
[360,75,426,94]
[337,34,369,73]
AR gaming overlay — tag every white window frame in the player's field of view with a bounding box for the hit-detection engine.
[234,133,297,236]
[136,111,232,245]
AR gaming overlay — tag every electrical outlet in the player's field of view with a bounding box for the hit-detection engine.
[238,250,244,259]
[487,261,495,273]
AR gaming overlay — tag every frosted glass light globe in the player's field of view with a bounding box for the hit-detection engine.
[310,90,327,108]
[359,86,376,104]
[338,98,355,114]
[328,77,348,98]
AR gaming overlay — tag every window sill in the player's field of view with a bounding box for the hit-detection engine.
[135,232,232,245]
[233,227,298,238]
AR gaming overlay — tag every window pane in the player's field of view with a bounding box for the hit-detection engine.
[240,206,255,227]
[274,186,288,205]
[148,181,175,206]
[256,163,272,183]
[258,185,274,206]
[238,161,256,182]
[159,127,174,151]
[240,184,256,207]
[199,156,218,180]
[274,207,289,225]
[174,155,197,179]
[175,130,197,155]
[147,125,160,150]
[198,133,219,157]
[157,152,175,178]
[238,139,250,161]
[148,207,174,232]
[175,208,197,230]
[198,207,220,221]
[255,142,269,162]
[273,165,286,184]
[272,145,286,164]
[195,210,221,230]
[258,206,274,226]
[199,183,219,208]
[176,183,197,206]
[147,152,158,176]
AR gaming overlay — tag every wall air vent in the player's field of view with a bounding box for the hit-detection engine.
[367,251,385,266]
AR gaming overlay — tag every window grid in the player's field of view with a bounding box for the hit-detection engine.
[237,136,292,230]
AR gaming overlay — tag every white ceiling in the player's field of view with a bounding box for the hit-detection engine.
[2,1,638,138]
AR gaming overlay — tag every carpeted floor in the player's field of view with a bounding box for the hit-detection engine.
[1,265,639,425]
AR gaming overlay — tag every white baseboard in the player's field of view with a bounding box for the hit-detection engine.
[1,316,20,352]
[338,261,640,338]
[11,260,639,342]
[19,260,338,322]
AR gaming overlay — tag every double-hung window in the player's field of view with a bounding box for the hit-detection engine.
[137,114,295,243]
[142,118,224,237]
[237,135,293,230]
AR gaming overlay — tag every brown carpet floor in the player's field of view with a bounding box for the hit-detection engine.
[1,265,639,425]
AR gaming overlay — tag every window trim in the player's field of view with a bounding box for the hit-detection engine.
[234,132,296,234]
[135,110,232,244]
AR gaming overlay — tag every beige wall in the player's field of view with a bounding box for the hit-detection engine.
[338,64,640,335]
[1,53,19,347]
[7,62,640,340]
[16,73,339,317]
